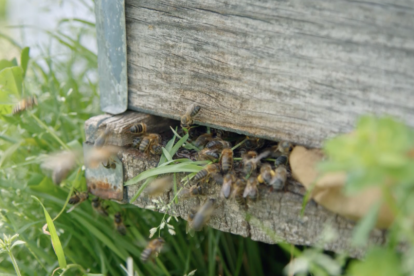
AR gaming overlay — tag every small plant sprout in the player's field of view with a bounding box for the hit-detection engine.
[0,234,26,276]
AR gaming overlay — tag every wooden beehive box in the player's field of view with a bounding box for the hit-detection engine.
[88,0,413,257]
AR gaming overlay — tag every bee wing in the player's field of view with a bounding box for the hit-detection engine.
[66,202,80,213]
[221,181,232,199]
[145,176,173,197]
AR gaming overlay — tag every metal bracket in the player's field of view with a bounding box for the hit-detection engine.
[84,143,126,202]
[95,0,128,115]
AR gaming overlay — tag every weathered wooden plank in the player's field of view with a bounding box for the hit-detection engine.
[125,0,414,147]
[85,112,385,258]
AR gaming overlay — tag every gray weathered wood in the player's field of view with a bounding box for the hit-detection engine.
[125,0,414,147]
[85,113,385,258]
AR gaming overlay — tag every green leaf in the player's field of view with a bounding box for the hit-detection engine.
[31,196,67,269]
[162,147,173,162]
[0,66,23,96]
[352,201,381,246]
[0,59,15,71]
[20,47,30,78]
[170,133,189,157]
[125,162,203,186]
[347,247,403,276]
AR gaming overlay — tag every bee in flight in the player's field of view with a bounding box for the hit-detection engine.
[94,126,111,148]
[181,104,201,128]
[179,185,203,199]
[188,198,216,232]
[12,96,38,115]
[141,237,165,262]
[144,176,173,198]
[114,212,129,235]
[91,197,109,217]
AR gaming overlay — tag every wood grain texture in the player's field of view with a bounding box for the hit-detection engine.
[125,0,414,147]
[85,113,386,258]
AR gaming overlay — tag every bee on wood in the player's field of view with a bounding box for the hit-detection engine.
[278,141,292,155]
[181,104,201,128]
[243,136,265,150]
[274,155,288,167]
[101,158,116,169]
[69,190,89,205]
[12,96,38,115]
[91,197,109,217]
[242,151,260,175]
[243,177,258,201]
[188,198,216,232]
[144,176,173,198]
[194,133,213,148]
[193,164,221,183]
[221,172,235,199]
[232,178,247,206]
[132,136,143,148]
[150,143,163,155]
[179,185,203,199]
[141,237,165,262]
[219,148,233,174]
[205,139,232,150]
[257,163,275,185]
[128,122,147,135]
[138,133,162,155]
[114,212,129,235]
[197,148,220,161]
[270,156,288,191]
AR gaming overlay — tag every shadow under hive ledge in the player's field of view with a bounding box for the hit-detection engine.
[84,111,385,258]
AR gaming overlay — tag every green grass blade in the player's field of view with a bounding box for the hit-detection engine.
[31,196,67,269]
[125,163,203,186]
[169,132,189,157]
[162,148,173,162]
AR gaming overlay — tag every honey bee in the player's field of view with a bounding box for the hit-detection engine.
[132,136,143,148]
[144,176,173,197]
[257,163,275,185]
[141,237,165,262]
[270,164,288,191]
[179,185,203,199]
[128,122,147,135]
[232,178,247,206]
[84,145,121,169]
[197,148,220,161]
[243,136,265,150]
[114,212,128,235]
[193,164,221,183]
[94,127,110,148]
[221,172,235,199]
[205,139,232,150]
[278,141,292,155]
[12,96,38,115]
[186,208,197,235]
[242,151,260,175]
[150,143,163,155]
[41,150,78,185]
[274,155,288,167]
[101,159,116,169]
[219,148,233,173]
[69,190,89,205]
[139,133,162,154]
[181,104,201,128]
[194,133,213,148]
[188,198,216,232]
[91,197,109,217]
[243,177,258,201]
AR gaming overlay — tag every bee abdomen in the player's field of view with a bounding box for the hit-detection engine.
[141,248,152,262]
[130,123,146,134]
[275,155,288,167]
[139,138,150,152]
[194,169,208,182]
[132,137,142,148]
[190,105,201,117]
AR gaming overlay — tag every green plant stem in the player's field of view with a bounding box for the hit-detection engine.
[8,251,22,276]
[30,113,70,151]
[231,138,247,151]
